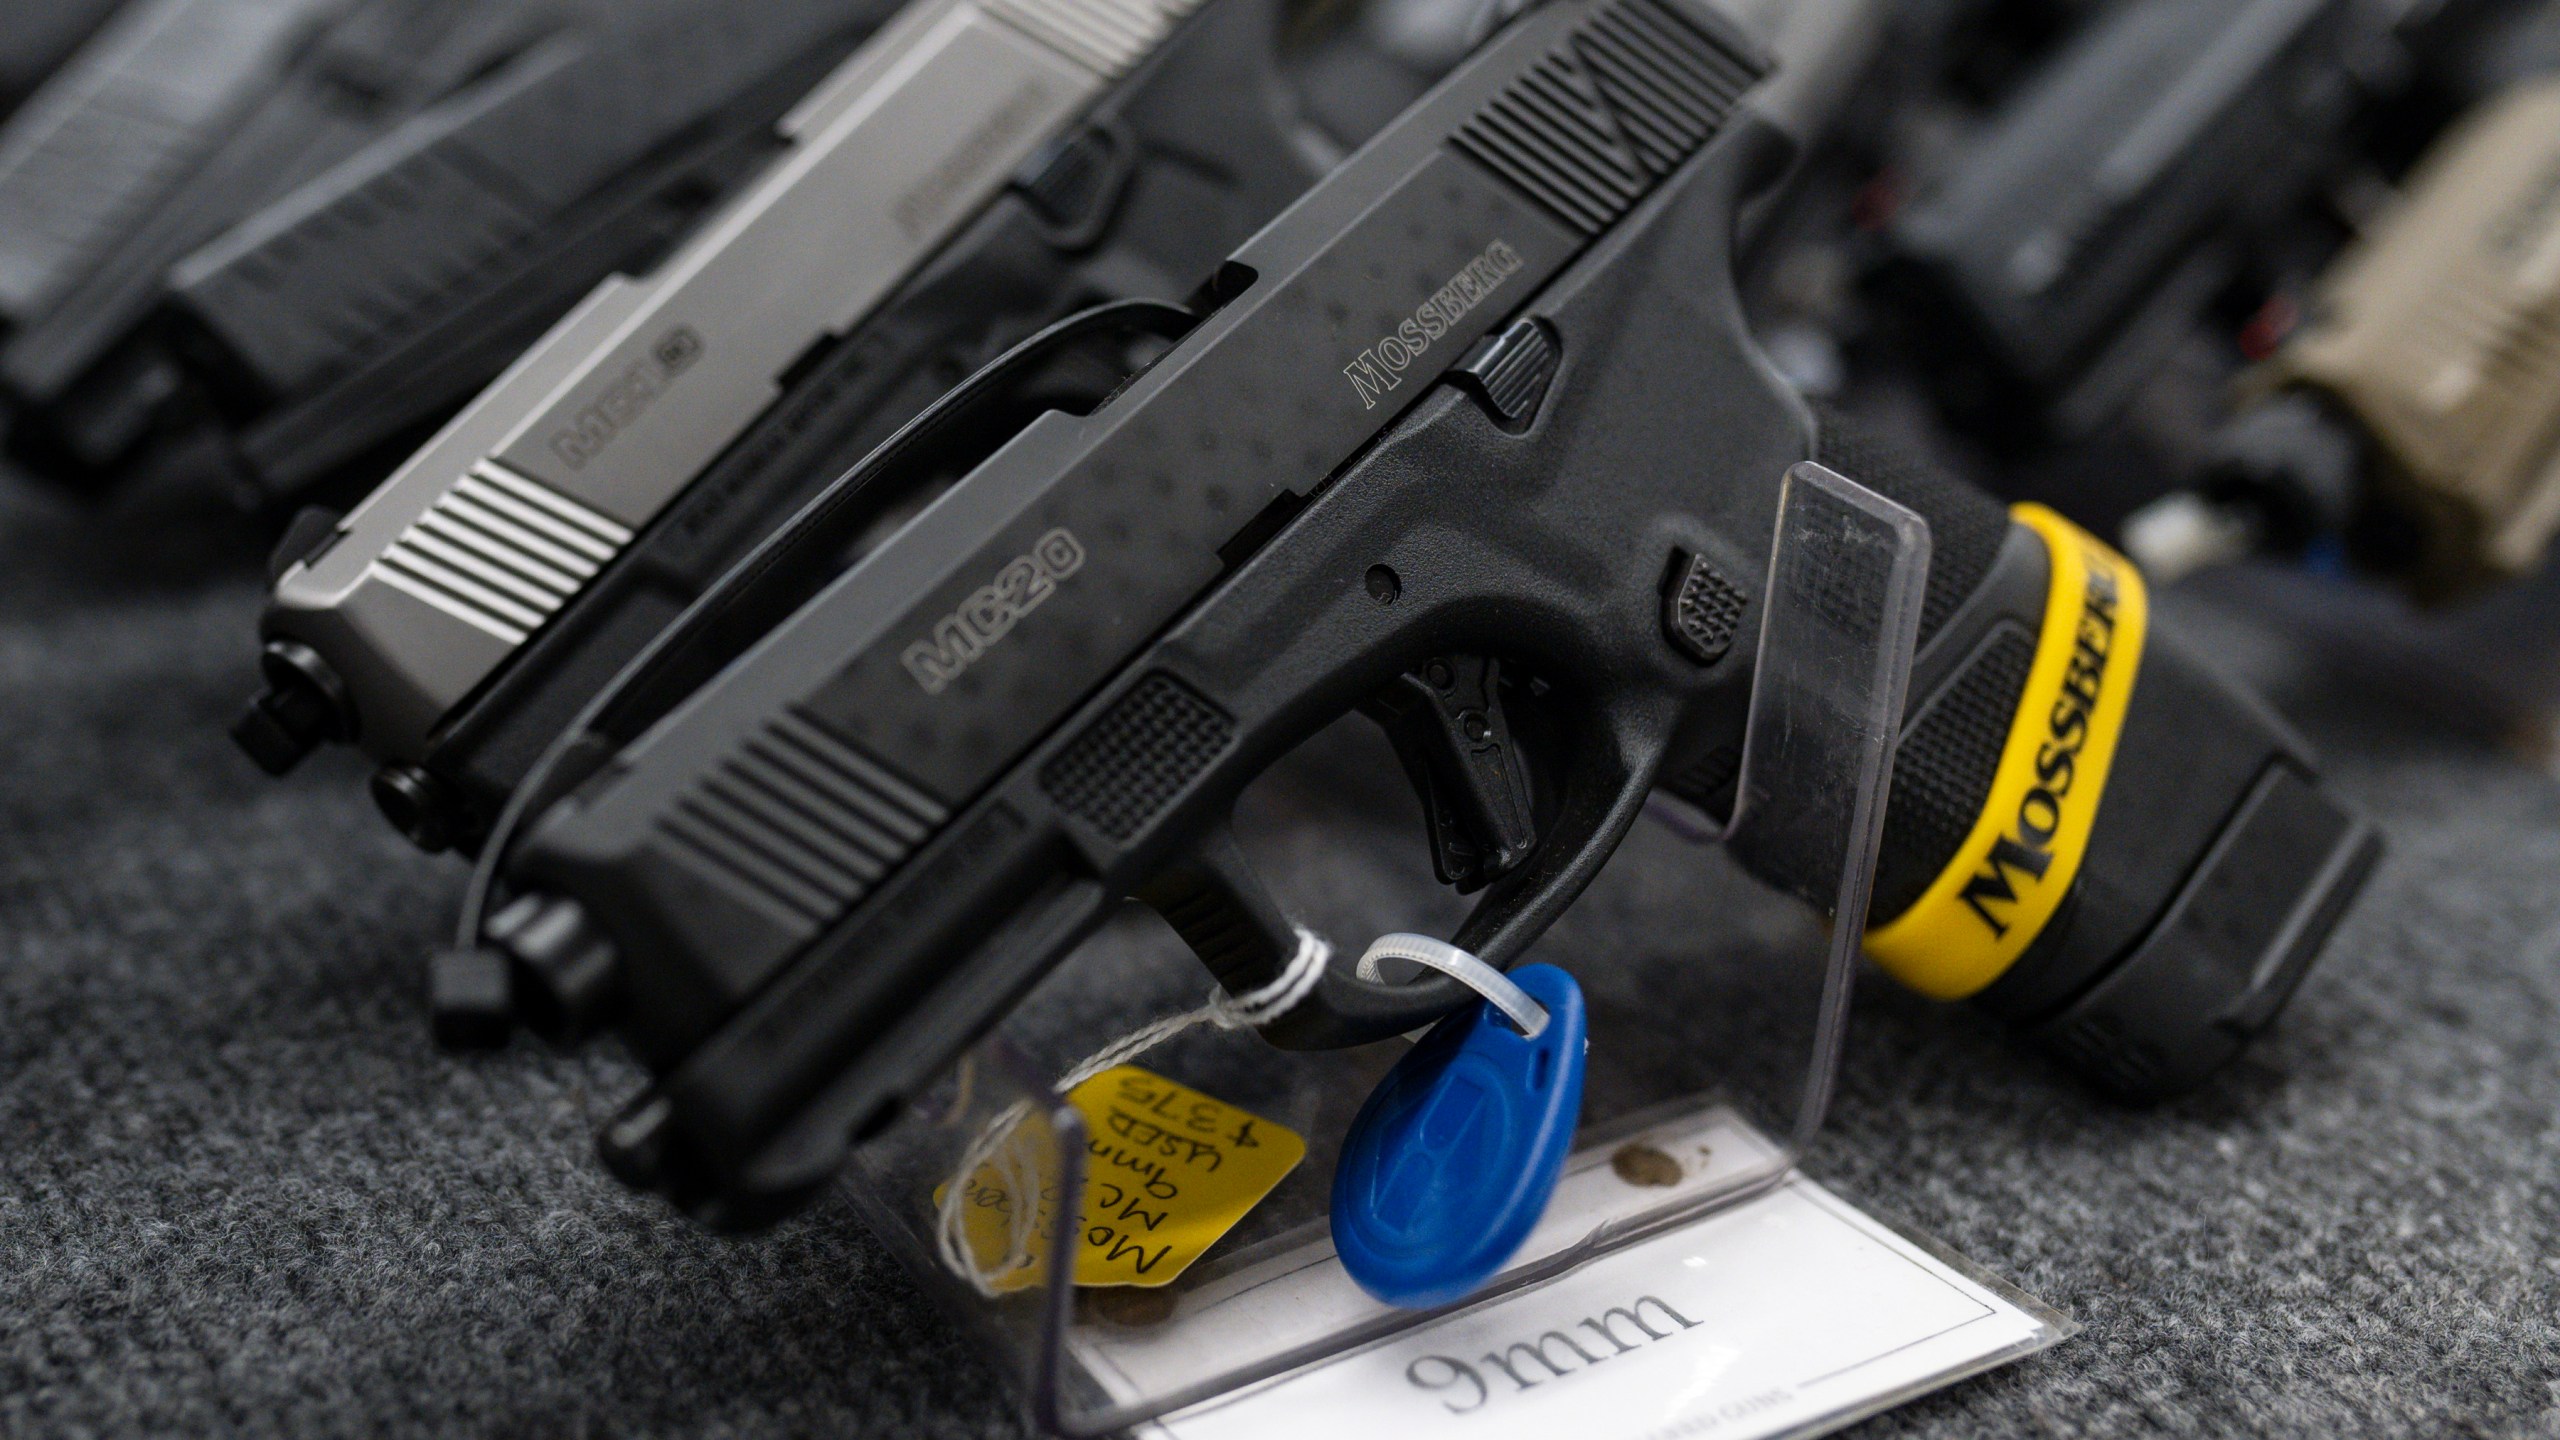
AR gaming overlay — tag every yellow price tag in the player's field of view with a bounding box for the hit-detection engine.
[1070,1066,1305,1287]
[939,1065,1305,1292]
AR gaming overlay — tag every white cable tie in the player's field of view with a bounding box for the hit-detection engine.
[1355,932,1547,1038]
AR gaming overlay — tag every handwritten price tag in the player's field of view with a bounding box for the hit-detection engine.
[942,1066,1305,1293]
[1070,1067,1304,1287]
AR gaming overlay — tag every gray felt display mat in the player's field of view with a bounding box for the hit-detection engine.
[1,475,2555,1438]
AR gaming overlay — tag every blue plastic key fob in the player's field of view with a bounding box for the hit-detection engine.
[1331,963,1587,1308]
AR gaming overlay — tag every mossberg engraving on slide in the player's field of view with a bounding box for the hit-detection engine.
[892,80,1054,240]
[1342,239,1525,409]
[903,529,1087,693]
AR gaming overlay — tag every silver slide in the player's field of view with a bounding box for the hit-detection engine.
[261,0,1209,763]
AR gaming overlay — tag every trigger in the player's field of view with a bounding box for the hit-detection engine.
[1364,656,1538,893]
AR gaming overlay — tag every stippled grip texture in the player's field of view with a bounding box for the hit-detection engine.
[1730,414,2371,1101]
[1669,408,2027,921]
[1809,407,2011,645]
[1811,409,2027,925]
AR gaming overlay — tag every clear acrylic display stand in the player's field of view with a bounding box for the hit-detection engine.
[841,463,1932,1436]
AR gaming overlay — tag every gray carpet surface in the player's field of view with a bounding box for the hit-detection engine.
[3,472,2557,1439]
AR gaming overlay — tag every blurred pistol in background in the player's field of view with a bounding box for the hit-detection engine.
[0,0,894,492]
[0,0,361,365]
[1872,0,2496,446]
[152,0,907,508]
[2132,75,2560,599]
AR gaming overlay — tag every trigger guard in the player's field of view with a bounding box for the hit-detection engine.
[1262,706,1670,1050]
[1137,825,1478,1048]
[1142,826,1485,1050]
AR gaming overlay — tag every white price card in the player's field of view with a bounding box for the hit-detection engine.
[1089,1109,2070,1440]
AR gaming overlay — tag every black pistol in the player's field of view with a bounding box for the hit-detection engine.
[0,0,359,361]
[153,0,901,508]
[1875,0,2389,442]
[0,0,563,479]
[479,0,2378,1226]
[1,0,893,489]
[236,0,1493,858]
